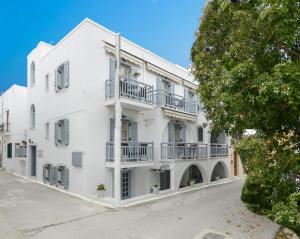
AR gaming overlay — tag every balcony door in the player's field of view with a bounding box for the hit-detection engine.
[168,121,186,143]
[110,119,138,142]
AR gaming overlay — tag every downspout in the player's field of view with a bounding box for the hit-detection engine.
[113,33,122,207]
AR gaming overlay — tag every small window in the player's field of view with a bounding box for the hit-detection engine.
[30,104,36,129]
[30,62,35,87]
[55,61,69,92]
[54,119,69,146]
[7,143,12,158]
[45,122,50,139]
[15,143,27,157]
[45,74,50,92]
[198,127,204,142]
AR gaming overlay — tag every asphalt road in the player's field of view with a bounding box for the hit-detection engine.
[0,171,279,239]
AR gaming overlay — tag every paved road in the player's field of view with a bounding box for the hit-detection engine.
[0,171,279,239]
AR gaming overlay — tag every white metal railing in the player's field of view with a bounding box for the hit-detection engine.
[106,141,153,162]
[154,90,198,115]
[161,142,207,160]
[105,77,154,104]
[210,144,229,157]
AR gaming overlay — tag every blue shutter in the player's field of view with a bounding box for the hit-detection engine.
[54,70,58,92]
[168,122,175,143]
[63,61,69,88]
[180,124,186,142]
[129,121,138,141]
[63,167,69,190]
[63,119,69,146]
[54,122,59,145]
[109,58,116,79]
[110,118,115,142]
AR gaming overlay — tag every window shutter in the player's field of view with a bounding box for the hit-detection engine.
[198,127,204,142]
[129,121,138,141]
[168,122,175,143]
[54,122,59,145]
[109,58,116,79]
[184,88,188,99]
[156,77,162,90]
[63,61,69,88]
[43,164,47,183]
[180,124,186,142]
[110,118,115,142]
[63,119,69,146]
[63,167,69,189]
[55,69,59,92]
[7,143,12,158]
[50,165,56,185]
[170,83,175,94]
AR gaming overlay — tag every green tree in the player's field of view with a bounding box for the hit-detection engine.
[191,0,300,140]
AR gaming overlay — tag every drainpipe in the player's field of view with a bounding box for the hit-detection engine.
[113,33,122,207]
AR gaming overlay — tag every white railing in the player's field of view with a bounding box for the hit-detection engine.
[210,144,229,157]
[105,77,154,104]
[154,90,198,115]
[106,142,153,162]
[161,142,207,160]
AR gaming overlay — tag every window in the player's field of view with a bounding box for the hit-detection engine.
[55,61,69,92]
[15,143,27,157]
[7,143,12,158]
[30,104,36,129]
[54,119,69,146]
[30,62,35,87]
[45,74,50,92]
[45,122,50,139]
[198,127,204,142]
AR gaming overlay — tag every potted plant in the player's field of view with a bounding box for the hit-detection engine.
[96,184,106,198]
[152,184,159,194]
[190,178,196,186]
[215,176,220,181]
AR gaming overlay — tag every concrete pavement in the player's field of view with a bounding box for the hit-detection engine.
[0,171,280,239]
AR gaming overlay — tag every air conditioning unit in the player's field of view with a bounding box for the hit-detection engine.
[131,69,141,77]
[55,165,69,189]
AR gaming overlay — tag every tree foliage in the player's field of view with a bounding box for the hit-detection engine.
[192,0,300,233]
[191,0,300,139]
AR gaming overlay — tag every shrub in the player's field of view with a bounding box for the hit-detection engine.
[272,193,300,235]
[97,184,106,191]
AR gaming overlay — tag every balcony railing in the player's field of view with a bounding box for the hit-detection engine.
[106,141,153,162]
[154,90,197,115]
[0,123,10,133]
[161,142,207,160]
[210,144,229,157]
[105,77,154,105]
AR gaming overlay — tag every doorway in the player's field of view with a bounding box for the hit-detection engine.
[121,170,131,200]
[30,146,37,177]
[160,170,170,190]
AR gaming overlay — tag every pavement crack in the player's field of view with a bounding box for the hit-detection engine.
[23,210,112,237]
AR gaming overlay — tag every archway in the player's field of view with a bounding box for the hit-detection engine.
[211,161,227,181]
[179,165,203,188]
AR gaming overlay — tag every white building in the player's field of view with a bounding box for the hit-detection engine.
[2,18,242,207]
[0,85,28,176]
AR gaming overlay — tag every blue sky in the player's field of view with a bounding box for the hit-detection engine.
[0,0,205,92]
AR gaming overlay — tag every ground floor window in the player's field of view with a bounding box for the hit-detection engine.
[15,143,27,157]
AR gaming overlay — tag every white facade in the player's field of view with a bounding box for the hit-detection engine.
[0,85,28,175]
[2,18,236,206]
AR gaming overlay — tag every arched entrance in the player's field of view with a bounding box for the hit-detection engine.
[211,162,227,181]
[179,165,203,188]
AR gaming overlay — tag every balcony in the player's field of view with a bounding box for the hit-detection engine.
[105,141,154,168]
[155,90,198,117]
[105,77,154,111]
[161,142,207,161]
[210,144,229,157]
[0,123,10,134]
